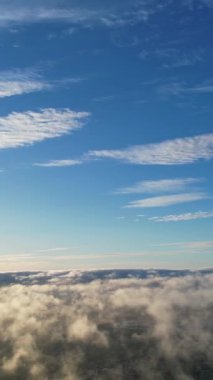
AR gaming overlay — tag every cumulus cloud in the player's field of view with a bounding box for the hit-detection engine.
[88,133,213,165]
[0,271,212,379]
[150,210,213,222]
[115,178,202,194]
[124,192,208,208]
[0,108,90,149]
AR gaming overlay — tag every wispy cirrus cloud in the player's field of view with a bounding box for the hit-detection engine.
[180,240,213,250]
[159,80,213,97]
[40,133,213,168]
[0,69,83,98]
[185,0,213,9]
[124,192,209,208]
[115,178,202,194]
[0,69,51,98]
[0,79,49,97]
[35,247,70,253]
[159,240,213,250]
[139,48,204,69]
[150,210,213,222]
[89,133,213,165]
[0,3,95,27]
[35,159,84,167]
[0,0,212,30]
[3,0,204,30]
[0,1,160,28]
[0,108,90,149]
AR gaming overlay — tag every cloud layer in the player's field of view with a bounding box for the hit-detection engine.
[0,271,212,380]
[0,108,90,149]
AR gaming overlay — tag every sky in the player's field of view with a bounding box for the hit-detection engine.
[0,0,213,271]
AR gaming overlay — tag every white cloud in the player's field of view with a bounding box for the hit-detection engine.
[0,272,212,379]
[0,69,82,98]
[35,159,84,167]
[0,80,49,98]
[0,108,90,149]
[0,4,94,27]
[89,133,213,165]
[0,1,212,29]
[0,70,51,98]
[0,1,152,28]
[115,178,201,194]
[150,210,213,222]
[0,1,180,30]
[124,192,209,208]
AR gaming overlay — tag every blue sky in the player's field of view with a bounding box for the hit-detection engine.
[0,0,213,271]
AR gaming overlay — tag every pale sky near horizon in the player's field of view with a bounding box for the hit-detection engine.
[0,0,213,271]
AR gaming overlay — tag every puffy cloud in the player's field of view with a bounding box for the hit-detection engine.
[0,270,212,379]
